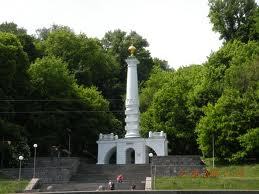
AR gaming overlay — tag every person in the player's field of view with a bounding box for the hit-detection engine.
[108,180,112,189]
[108,180,115,190]
[200,159,206,165]
[97,185,104,191]
[117,174,124,183]
[131,184,136,190]
[111,182,115,190]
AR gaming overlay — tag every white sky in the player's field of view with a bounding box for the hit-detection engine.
[1,0,255,69]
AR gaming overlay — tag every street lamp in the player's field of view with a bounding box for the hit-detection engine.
[33,144,38,178]
[148,153,153,163]
[148,153,154,190]
[18,155,24,181]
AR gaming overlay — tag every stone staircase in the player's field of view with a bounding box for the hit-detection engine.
[39,160,151,191]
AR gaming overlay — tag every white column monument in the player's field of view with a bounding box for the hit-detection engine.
[125,45,140,138]
[97,45,168,164]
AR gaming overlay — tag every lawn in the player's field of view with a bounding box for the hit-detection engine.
[0,173,28,194]
[155,163,259,190]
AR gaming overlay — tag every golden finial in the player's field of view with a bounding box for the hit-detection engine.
[128,45,136,56]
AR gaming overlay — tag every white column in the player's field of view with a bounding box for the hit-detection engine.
[125,56,140,138]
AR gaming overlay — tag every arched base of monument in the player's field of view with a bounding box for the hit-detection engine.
[97,131,168,164]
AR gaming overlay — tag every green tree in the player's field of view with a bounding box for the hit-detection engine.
[153,58,170,70]
[196,40,259,108]
[208,0,258,42]
[43,28,120,97]
[196,87,258,162]
[0,31,31,165]
[0,119,30,167]
[0,22,39,62]
[27,56,121,155]
[255,7,259,33]
[28,56,76,97]
[141,65,205,154]
[0,32,19,92]
[36,24,72,41]
[140,67,173,112]
[196,49,259,163]
[0,32,31,124]
[102,30,154,83]
[239,127,259,157]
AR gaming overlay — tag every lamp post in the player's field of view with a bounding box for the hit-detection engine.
[148,153,153,163]
[18,155,24,181]
[33,144,38,178]
[149,153,153,189]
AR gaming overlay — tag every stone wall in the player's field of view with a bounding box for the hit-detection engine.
[0,157,80,183]
[151,155,206,176]
[152,155,202,165]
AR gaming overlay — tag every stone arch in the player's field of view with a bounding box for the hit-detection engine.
[145,139,168,157]
[146,146,157,163]
[146,146,157,156]
[104,146,117,164]
[125,148,135,164]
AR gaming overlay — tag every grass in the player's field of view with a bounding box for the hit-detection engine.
[155,163,259,190]
[155,176,259,190]
[0,173,28,194]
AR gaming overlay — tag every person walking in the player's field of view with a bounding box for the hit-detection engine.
[108,180,115,190]
[131,184,136,190]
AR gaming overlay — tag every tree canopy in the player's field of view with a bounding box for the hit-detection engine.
[0,23,162,166]
[208,0,258,42]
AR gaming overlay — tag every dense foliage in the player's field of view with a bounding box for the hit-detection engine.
[140,40,259,162]
[208,0,258,42]
[140,0,258,162]
[0,0,258,166]
[0,23,163,166]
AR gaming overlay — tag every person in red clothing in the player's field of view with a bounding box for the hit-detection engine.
[116,174,124,183]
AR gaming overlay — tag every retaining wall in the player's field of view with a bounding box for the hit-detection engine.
[0,157,80,183]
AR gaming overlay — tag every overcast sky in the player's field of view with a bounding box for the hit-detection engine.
[1,0,256,69]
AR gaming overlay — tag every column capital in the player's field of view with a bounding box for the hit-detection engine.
[125,56,140,65]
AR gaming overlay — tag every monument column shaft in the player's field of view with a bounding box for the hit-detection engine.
[125,57,140,138]
[126,62,139,104]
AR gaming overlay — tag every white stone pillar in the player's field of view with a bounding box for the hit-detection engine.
[125,55,140,138]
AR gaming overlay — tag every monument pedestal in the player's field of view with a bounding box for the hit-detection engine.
[97,132,168,164]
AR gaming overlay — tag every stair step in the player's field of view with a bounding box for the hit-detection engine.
[32,158,150,191]
[40,182,145,191]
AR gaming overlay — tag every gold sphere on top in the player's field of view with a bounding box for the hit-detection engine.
[128,45,136,56]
